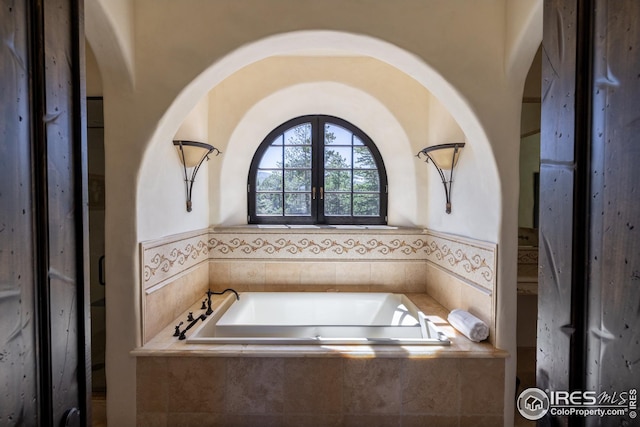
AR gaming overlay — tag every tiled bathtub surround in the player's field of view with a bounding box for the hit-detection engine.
[141,229,210,291]
[142,263,209,343]
[207,228,496,292]
[426,264,495,343]
[207,260,429,293]
[135,293,506,426]
[137,356,505,426]
[141,227,496,289]
[139,227,497,344]
[140,230,210,343]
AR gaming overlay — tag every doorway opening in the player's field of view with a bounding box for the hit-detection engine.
[87,98,106,404]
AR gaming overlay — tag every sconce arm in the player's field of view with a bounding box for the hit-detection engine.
[416,143,464,214]
[173,140,221,212]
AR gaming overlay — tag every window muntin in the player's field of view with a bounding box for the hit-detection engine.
[249,116,387,224]
[255,122,313,217]
[323,123,380,217]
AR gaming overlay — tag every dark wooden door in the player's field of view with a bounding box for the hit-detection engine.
[0,0,91,426]
[586,0,640,420]
[538,1,640,426]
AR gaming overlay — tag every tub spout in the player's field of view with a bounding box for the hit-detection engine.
[208,288,239,300]
[205,288,240,315]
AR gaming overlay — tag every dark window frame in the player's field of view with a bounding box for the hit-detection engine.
[248,115,388,225]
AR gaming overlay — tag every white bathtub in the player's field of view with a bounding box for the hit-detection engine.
[187,292,449,345]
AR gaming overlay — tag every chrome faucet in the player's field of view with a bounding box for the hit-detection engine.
[205,288,239,315]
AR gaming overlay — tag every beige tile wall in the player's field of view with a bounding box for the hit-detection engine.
[208,260,428,293]
[140,227,497,344]
[426,264,495,345]
[137,356,505,426]
[141,228,497,293]
[141,229,210,291]
[142,263,209,343]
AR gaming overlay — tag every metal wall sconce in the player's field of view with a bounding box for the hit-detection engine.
[173,140,221,212]
[416,142,465,214]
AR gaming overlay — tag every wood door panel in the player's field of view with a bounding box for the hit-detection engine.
[538,3,580,417]
[540,0,579,165]
[43,0,83,422]
[537,164,575,398]
[586,0,640,413]
[1,0,89,425]
[539,1,640,426]
[0,1,40,424]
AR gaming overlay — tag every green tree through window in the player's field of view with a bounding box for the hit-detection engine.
[248,115,387,225]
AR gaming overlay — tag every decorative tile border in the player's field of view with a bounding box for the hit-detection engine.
[517,246,539,265]
[140,227,497,293]
[140,230,210,290]
[423,231,496,292]
[208,234,430,260]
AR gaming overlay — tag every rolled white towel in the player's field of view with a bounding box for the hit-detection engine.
[447,309,489,342]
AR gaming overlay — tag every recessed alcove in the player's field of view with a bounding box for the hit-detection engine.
[135,226,505,424]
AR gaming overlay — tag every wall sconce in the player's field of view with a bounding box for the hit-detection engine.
[173,140,221,212]
[416,142,465,214]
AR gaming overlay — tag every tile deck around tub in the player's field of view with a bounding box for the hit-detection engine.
[132,292,506,359]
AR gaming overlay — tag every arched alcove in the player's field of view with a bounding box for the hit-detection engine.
[137,30,500,241]
[214,82,418,226]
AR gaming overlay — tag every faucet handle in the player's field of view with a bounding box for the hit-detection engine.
[178,314,207,340]
[201,299,207,310]
[206,297,213,316]
[173,321,183,337]
[187,311,194,322]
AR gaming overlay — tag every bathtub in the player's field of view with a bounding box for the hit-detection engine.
[187,292,450,345]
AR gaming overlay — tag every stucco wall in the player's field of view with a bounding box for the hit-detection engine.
[137,55,483,239]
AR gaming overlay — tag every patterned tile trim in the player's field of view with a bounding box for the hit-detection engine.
[140,230,210,290]
[517,246,539,265]
[207,234,431,260]
[423,231,496,292]
[140,228,497,292]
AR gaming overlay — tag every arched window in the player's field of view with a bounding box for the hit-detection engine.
[248,115,388,225]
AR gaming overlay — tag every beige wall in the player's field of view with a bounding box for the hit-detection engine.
[208,56,463,228]
[137,55,471,236]
[85,42,103,97]
[85,1,542,425]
